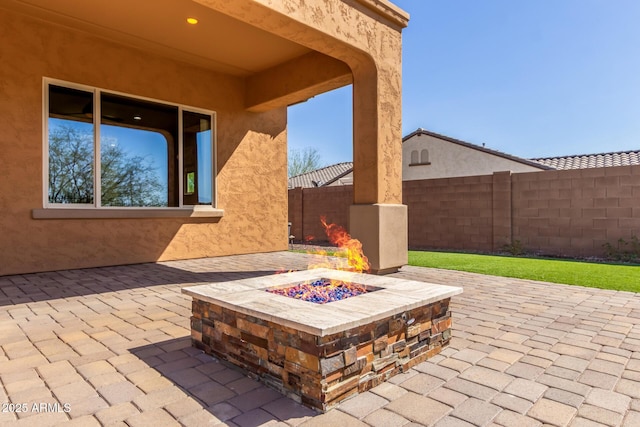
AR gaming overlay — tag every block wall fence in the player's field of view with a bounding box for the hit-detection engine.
[288,165,640,258]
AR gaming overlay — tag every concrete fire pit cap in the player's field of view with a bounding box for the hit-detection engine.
[182,268,463,336]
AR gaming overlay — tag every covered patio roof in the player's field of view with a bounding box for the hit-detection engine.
[6,0,312,76]
[5,0,407,112]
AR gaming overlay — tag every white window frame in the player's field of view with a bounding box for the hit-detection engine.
[35,78,222,219]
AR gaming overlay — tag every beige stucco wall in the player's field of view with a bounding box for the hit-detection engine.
[0,8,288,275]
[402,133,544,181]
[200,0,407,205]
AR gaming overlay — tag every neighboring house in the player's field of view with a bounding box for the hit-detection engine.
[402,129,550,180]
[289,128,640,188]
[531,151,640,169]
[0,0,410,275]
[289,129,548,188]
[288,162,354,188]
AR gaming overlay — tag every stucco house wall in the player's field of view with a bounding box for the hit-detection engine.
[402,130,546,181]
[1,0,410,276]
[0,8,288,275]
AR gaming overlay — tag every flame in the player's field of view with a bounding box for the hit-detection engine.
[272,218,370,302]
[319,216,370,273]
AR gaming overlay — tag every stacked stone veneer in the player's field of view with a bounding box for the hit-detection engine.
[190,297,452,411]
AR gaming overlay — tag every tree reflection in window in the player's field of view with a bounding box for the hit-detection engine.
[48,121,94,204]
[48,120,168,207]
[47,83,214,208]
[100,126,168,207]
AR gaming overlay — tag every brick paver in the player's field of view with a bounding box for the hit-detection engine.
[363,408,410,427]
[491,392,533,414]
[0,251,639,426]
[450,397,501,425]
[493,410,542,427]
[399,373,445,395]
[528,398,577,425]
[384,393,451,425]
[336,391,389,419]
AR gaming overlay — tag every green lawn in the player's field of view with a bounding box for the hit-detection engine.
[408,251,640,293]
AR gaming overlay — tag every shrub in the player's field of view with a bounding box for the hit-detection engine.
[501,240,525,256]
[602,236,640,262]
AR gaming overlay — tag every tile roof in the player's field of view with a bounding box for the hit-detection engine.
[288,162,353,188]
[530,150,640,170]
[288,131,640,189]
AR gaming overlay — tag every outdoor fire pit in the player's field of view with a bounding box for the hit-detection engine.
[183,268,462,412]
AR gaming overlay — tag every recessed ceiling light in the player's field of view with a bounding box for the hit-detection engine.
[186,17,198,25]
[133,116,142,121]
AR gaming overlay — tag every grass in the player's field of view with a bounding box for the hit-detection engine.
[290,248,347,257]
[408,251,640,293]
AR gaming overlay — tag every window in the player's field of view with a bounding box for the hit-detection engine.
[182,111,213,205]
[420,149,430,164]
[409,149,431,166]
[45,80,215,211]
[409,149,430,166]
[410,150,419,165]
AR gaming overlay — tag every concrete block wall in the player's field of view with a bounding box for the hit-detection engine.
[288,164,640,258]
[288,187,304,242]
[403,176,494,251]
[288,185,353,243]
[512,165,640,257]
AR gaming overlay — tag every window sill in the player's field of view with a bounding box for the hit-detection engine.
[32,206,224,220]
[409,162,431,167]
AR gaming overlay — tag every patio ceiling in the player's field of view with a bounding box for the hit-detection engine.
[2,0,312,76]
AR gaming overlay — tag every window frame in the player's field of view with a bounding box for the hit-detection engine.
[37,78,222,219]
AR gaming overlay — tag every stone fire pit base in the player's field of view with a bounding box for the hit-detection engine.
[183,269,462,412]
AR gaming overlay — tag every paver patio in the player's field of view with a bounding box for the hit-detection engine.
[0,251,639,426]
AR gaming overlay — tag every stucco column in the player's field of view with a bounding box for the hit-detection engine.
[349,61,408,274]
[194,0,409,272]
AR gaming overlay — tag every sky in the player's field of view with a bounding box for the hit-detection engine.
[287,0,640,167]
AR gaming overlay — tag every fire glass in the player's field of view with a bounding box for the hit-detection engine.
[266,278,369,304]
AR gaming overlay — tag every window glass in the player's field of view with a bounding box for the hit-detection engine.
[48,85,95,204]
[182,111,213,205]
[46,81,215,209]
[100,125,170,207]
[100,93,177,207]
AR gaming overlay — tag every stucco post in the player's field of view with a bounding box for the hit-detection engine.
[194,0,409,272]
[349,59,408,274]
